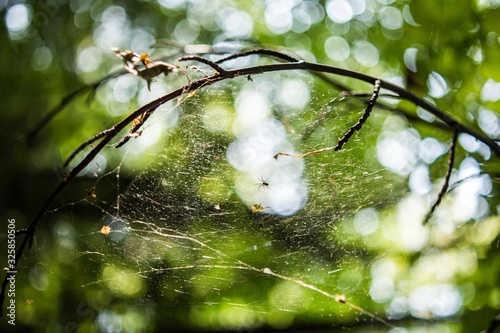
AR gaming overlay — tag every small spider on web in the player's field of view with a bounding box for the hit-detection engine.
[256,176,270,190]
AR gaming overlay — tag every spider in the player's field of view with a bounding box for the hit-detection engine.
[257,176,270,190]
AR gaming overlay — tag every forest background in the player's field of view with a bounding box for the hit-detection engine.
[1,0,500,332]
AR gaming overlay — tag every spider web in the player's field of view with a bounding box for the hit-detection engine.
[35,67,498,332]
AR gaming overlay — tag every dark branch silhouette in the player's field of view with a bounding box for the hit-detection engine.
[335,79,381,151]
[483,313,500,333]
[424,129,459,223]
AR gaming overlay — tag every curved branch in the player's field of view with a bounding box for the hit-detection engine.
[215,48,300,64]
[179,55,227,74]
[424,129,459,223]
[334,79,381,151]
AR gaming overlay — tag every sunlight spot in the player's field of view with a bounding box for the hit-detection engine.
[467,44,484,64]
[227,120,287,171]
[218,304,262,330]
[232,90,271,135]
[228,117,307,216]
[130,28,155,52]
[354,207,379,235]
[77,45,103,72]
[97,310,123,333]
[416,106,436,122]
[31,46,53,71]
[397,195,428,251]
[476,0,500,10]
[353,40,379,67]
[5,4,31,37]
[478,107,500,138]
[279,79,310,111]
[93,5,130,50]
[291,1,324,33]
[371,257,398,276]
[402,4,419,26]
[174,19,200,44]
[264,0,294,34]
[326,0,353,24]
[29,266,49,291]
[54,220,76,251]
[267,310,294,330]
[419,137,446,164]
[403,47,418,72]
[387,296,409,320]
[378,6,403,30]
[409,165,431,195]
[377,128,421,176]
[370,276,395,303]
[409,284,462,319]
[158,0,186,9]
[459,133,481,153]
[113,75,138,103]
[481,79,500,102]
[324,36,350,61]
[427,71,449,98]
[457,157,490,196]
[218,9,253,38]
[350,0,367,15]
[267,180,308,216]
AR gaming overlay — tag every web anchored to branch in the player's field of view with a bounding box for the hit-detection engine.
[4,47,500,331]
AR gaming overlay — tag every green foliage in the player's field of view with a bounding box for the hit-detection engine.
[1,1,500,332]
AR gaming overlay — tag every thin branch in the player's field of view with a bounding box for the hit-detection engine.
[63,131,110,169]
[447,173,483,192]
[334,79,381,151]
[215,48,300,64]
[114,108,156,148]
[424,129,459,224]
[26,82,102,145]
[179,55,227,74]
[15,229,27,236]
[274,79,382,159]
[482,313,500,333]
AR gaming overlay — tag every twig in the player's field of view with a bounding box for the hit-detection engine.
[26,82,102,145]
[423,129,459,223]
[482,313,500,333]
[334,79,381,151]
[447,173,483,192]
[179,55,227,74]
[63,131,110,169]
[274,79,381,159]
[215,48,300,64]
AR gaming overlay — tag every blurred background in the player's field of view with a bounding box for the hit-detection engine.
[1,0,500,332]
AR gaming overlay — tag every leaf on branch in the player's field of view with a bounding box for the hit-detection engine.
[100,226,111,236]
[113,48,180,91]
